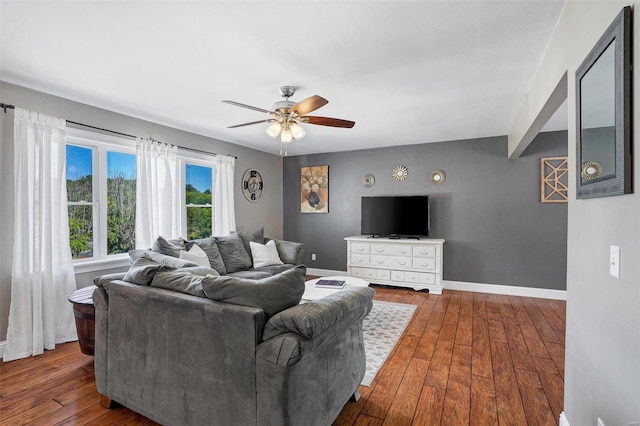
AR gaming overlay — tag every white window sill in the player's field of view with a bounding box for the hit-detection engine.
[73,256,131,274]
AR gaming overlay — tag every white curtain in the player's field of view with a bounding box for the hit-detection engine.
[135,138,180,248]
[4,108,78,361]
[214,154,236,235]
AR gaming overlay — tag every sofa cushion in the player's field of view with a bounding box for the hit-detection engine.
[226,270,272,280]
[184,237,227,275]
[130,249,198,269]
[253,264,296,276]
[265,238,304,265]
[232,227,265,257]
[179,244,210,267]
[202,265,306,318]
[93,272,126,292]
[150,267,220,297]
[263,286,375,340]
[250,240,284,268]
[215,234,252,273]
[151,236,186,258]
[123,253,167,285]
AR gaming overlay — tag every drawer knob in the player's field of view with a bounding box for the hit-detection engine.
[357,247,363,251]
[399,261,407,265]
[375,248,383,252]
[399,249,407,254]
[376,259,383,264]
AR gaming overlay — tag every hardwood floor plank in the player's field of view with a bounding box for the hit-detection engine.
[472,294,493,378]
[532,298,566,331]
[470,375,498,425]
[441,344,471,425]
[443,292,461,326]
[510,296,551,359]
[454,293,473,346]
[424,324,456,389]
[382,358,430,426]
[411,386,445,426]
[362,335,420,419]
[334,385,374,425]
[532,356,564,420]
[502,321,536,371]
[522,297,561,344]
[405,299,436,338]
[544,341,565,377]
[414,293,450,361]
[490,340,528,425]
[353,414,384,426]
[514,367,557,426]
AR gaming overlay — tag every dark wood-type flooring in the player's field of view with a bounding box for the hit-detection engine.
[0,286,565,425]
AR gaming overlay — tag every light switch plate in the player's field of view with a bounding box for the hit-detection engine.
[610,245,620,278]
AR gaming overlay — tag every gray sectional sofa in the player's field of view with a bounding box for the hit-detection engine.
[92,230,375,425]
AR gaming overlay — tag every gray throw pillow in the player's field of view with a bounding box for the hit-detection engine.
[215,234,252,273]
[185,237,227,275]
[151,267,220,297]
[201,265,306,318]
[232,228,265,257]
[130,249,198,269]
[151,236,186,258]
[123,254,167,286]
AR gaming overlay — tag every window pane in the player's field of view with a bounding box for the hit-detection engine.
[68,205,93,259]
[107,151,137,255]
[186,207,212,240]
[186,164,212,205]
[66,145,93,202]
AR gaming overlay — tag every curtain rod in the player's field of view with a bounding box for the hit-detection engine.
[0,102,238,159]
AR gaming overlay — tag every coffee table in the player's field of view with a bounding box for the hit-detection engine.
[302,275,370,301]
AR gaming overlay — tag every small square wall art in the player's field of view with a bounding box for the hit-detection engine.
[301,165,329,213]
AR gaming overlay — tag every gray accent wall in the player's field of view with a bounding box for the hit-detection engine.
[283,132,567,290]
[0,81,283,342]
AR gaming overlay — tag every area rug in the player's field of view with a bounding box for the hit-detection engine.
[362,300,417,386]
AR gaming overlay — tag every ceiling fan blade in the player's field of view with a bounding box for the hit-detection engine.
[222,100,275,115]
[304,116,356,128]
[290,95,328,116]
[228,119,276,129]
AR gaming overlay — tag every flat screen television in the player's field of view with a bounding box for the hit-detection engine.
[361,196,430,238]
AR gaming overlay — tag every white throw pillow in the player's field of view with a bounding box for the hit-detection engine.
[179,244,210,267]
[250,240,284,268]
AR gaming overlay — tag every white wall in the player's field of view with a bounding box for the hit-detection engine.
[0,81,284,342]
[510,2,640,424]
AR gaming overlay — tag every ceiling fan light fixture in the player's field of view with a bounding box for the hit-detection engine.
[290,122,306,140]
[265,122,281,138]
[281,129,293,144]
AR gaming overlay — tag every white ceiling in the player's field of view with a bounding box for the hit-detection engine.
[0,1,566,156]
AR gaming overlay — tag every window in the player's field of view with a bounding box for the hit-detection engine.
[66,128,217,269]
[66,130,136,262]
[185,163,213,239]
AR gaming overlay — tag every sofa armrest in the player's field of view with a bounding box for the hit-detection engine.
[265,238,304,265]
[257,287,374,366]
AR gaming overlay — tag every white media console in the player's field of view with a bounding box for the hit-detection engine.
[345,236,445,294]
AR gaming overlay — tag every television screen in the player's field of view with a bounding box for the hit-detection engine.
[361,196,430,237]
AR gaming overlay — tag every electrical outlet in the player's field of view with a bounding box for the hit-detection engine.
[610,245,620,278]
[598,417,606,426]
[311,254,317,261]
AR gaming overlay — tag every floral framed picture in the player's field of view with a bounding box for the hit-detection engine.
[301,165,329,213]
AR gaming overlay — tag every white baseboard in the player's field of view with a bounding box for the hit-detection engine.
[306,268,347,277]
[559,412,570,426]
[0,340,6,358]
[443,280,566,300]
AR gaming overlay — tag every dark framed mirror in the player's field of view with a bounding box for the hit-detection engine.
[576,6,632,199]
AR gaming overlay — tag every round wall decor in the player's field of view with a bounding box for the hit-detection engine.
[242,169,264,202]
[581,161,603,180]
[429,169,446,185]
[362,174,376,188]
[392,165,408,181]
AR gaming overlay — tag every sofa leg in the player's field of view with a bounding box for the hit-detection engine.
[100,394,116,409]
[350,390,361,402]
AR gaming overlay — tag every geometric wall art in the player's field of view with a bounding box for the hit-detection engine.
[541,156,569,203]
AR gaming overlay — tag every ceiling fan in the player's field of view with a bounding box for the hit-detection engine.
[222,86,355,154]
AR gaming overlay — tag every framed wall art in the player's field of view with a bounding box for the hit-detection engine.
[301,165,329,213]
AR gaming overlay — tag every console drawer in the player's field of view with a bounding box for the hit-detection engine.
[351,254,370,266]
[370,244,411,256]
[376,269,391,280]
[413,246,436,258]
[420,273,436,284]
[351,267,376,280]
[413,258,436,271]
[351,242,370,254]
[371,255,411,269]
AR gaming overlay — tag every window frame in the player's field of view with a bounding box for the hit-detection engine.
[66,128,137,273]
[66,128,217,273]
